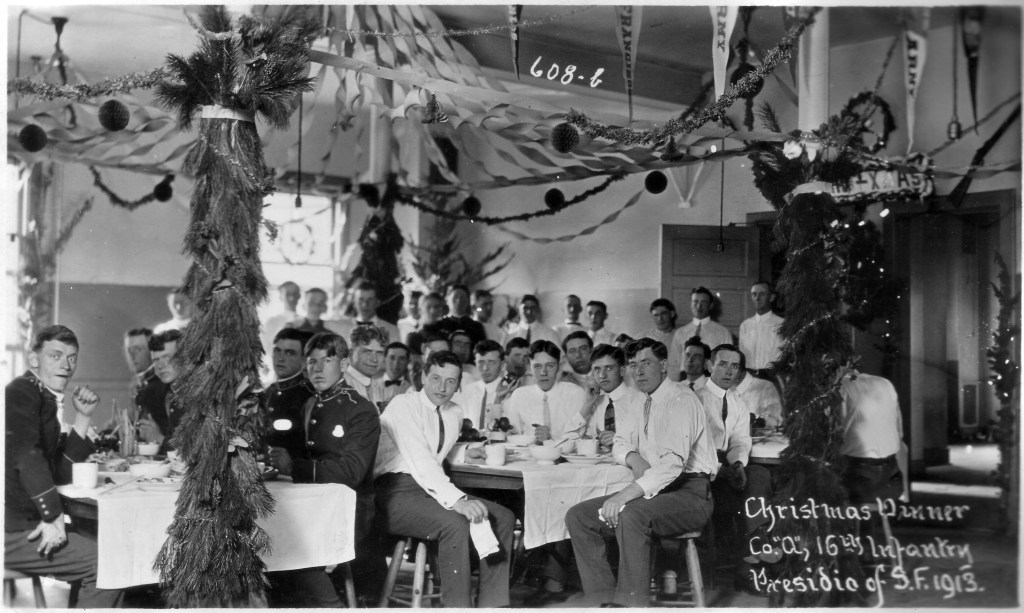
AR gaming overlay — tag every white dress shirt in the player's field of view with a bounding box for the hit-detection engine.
[839,372,903,458]
[566,382,642,438]
[639,327,677,350]
[732,374,783,428]
[397,316,419,344]
[262,309,298,353]
[738,312,784,370]
[588,328,618,347]
[507,321,560,345]
[557,369,589,388]
[612,379,717,498]
[374,390,466,509]
[458,377,509,430]
[668,318,733,381]
[345,365,385,409]
[505,382,587,441]
[478,319,507,346]
[380,375,411,406]
[698,380,752,468]
[683,374,708,394]
[553,321,586,341]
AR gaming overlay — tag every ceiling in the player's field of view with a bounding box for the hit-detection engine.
[8,4,956,107]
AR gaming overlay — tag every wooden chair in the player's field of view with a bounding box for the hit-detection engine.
[4,569,46,608]
[378,537,442,608]
[649,531,706,607]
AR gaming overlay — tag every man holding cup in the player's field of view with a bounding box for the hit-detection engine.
[566,344,641,455]
[5,325,123,607]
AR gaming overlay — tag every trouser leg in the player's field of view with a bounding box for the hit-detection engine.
[5,528,123,608]
[565,495,616,604]
[475,498,514,608]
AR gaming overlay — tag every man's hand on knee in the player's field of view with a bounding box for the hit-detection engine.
[453,498,489,523]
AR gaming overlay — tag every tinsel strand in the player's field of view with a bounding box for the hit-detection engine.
[321,7,586,39]
[7,68,169,102]
[89,167,158,210]
[567,8,820,146]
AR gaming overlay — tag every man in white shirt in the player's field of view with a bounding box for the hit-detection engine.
[501,337,533,390]
[330,282,401,347]
[374,351,515,608]
[289,288,333,334]
[585,300,617,346]
[262,281,301,362]
[405,292,447,381]
[568,344,641,450]
[681,336,711,392]
[839,370,908,503]
[558,331,593,388]
[640,298,678,348]
[668,287,733,382]
[507,294,559,345]
[565,338,716,608]
[458,340,516,430]
[552,294,586,341]
[345,325,387,411]
[505,340,589,443]
[153,289,193,334]
[738,281,784,378]
[380,342,412,406]
[732,365,784,429]
[472,289,506,345]
[697,344,773,592]
[397,289,422,344]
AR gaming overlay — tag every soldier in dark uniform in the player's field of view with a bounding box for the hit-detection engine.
[264,328,314,459]
[136,329,182,453]
[5,325,123,607]
[268,332,382,606]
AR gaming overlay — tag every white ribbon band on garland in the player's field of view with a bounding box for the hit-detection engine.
[201,105,255,123]
[492,188,644,243]
[783,180,833,204]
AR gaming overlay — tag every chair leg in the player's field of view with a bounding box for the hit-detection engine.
[3,579,14,608]
[340,563,357,609]
[379,539,408,607]
[684,539,706,607]
[411,542,428,608]
[68,580,82,608]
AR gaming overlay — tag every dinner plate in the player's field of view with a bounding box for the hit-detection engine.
[136,477,183,492]
[562,454,603,465]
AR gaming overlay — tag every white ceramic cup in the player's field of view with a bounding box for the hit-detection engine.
[485,444,507,466]
[577,439,599,457]
[72,462,98,488]
[137,442,160,456]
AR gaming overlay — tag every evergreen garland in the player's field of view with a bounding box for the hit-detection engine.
[151,6,317,607]
[987,252,1020,535]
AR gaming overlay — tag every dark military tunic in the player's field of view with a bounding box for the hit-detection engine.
[265,373,315,460]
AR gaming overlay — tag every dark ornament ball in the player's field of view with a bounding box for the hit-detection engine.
[461,196,482,217]
[544,188,565,210]
[645,170,668,195]
[730,62,763,100]
[99,100,130,131]
[18,124,48,153]
[153,175,175,202]
[551,122,580,154]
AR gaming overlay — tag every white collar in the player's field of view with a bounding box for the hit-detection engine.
[754,311,773,322]
[734,374,754,394]
[608,383,631,402]
[692,316,711,326]
[276,370,303,384]
[563,319,581,326]
[346,365,372,387]
[705,379,727,399]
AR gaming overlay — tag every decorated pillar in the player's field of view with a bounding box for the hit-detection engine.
[797,7,829,130]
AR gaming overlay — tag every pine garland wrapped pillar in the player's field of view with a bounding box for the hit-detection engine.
[152,7,316,606]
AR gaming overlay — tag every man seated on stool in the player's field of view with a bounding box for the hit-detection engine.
[6,325,123,608]
[346,325,387,410]
[265,328,314,461]
[373,351,515,608]
[268,332,383,607]
[380,342,412,406]
[696,344,773,594]
[565,337,716,608]
[136,329,183,453]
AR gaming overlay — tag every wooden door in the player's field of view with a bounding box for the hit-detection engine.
[660,225,760,334]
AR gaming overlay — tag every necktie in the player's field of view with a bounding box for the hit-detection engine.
[603,396,615,432]
[721,394,729,424]
[642,395,652,436]
[542,393,551,438]
[384,379,403,387]
[480,390,489,430]
[525,325,532,344]
[695,321,702,339]
[356,320,373,326]
[689,381,695,391]
[436,406,445,454]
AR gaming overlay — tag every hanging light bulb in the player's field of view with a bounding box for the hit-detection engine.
[880,207,890,218]
[948,12,963,141]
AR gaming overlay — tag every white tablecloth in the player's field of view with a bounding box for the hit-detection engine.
[92,479,356,589]
[466,457,633,549]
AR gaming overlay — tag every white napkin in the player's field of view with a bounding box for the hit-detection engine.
[470,519,500,559]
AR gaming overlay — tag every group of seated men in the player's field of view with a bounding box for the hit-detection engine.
[4,277,906,608]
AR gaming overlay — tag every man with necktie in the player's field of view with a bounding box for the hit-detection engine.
[682,336,711,392]
[566,344,640,453]
[507,295,559,345]
[373,351,515,608]
[667,287,733,382]
[380,342,412,407]
[458,340,515,430]
[566,337,717,607]
[328,282,400,351]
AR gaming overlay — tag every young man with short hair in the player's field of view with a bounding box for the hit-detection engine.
[507,294,559,345]
[458,339,513,430]
[558,330,594,388]
[291,287,331,333]
[682,336,711,392]
[553,294,586,341]
[346,325,388,410]
[381,342,412,406]
[585,300,617,346]
[265,327,315,460]
[738,281,784,378]
[668,286,733,382]
[137,329,184,452]
[472,289,506,345]
[330,281,400,347]
[642,298,678,348]
[124,327,155,400]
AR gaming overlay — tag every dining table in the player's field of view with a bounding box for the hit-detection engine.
[749,432,790,466]
[59,475,356,589]
[447,447,634,550]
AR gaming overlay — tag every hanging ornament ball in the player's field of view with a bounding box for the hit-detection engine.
[18,124,48,153]
[461,196,482,217]
[98,100,130,131]
[730,62,763,99]
[153,175,175,202]
[544,188,565,210]
[645,171,668,195]
[550,122,580,154]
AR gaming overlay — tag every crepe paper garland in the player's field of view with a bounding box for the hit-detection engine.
[18,124,48,152]
[544,188,566,209]
[566,7,820,147]
[153,175,175,202]
[461,195,482,217]
[88,166,159,210]
[492,188,645,244]
[99,99,130,131]
[644,170,668,194]
[550,122,580,154]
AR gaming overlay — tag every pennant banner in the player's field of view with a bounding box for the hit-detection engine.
[493,188,644,243]
[710,6,738,99]
[902,8,931,152]
[509,5,523,80]
[615,6,643,123]
[960,7,984,131]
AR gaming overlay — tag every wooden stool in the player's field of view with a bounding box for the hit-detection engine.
[4,569,46,608]
[649,531,706,607]
[378,537,442,608]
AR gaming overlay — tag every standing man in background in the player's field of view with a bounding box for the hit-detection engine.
[668,287,732,382]
[153,289,193,334]
[472,289,506,345]
[507,295,559,345]
[553,295,586,341]
[641,298,678,349]
[397,289,422,345]
[738,281,784,378]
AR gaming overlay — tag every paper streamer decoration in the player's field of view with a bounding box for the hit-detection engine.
[493,188,644,243]
[710,6,738,99]
[615,6,644,123]
[902,7,931,153]
[960,7,984,132]
[509,5,523,80]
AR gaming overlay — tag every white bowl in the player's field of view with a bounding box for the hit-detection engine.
[529,445,561,463]
[507,434,536,446]
[137,443,160,456]
[129,461,171,479]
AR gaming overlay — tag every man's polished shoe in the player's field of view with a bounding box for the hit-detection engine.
[522,587,573,606]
